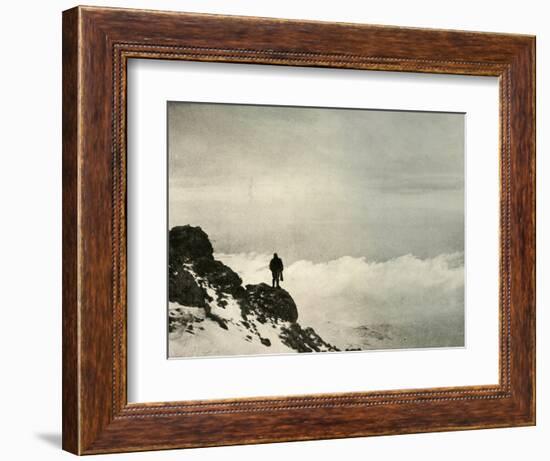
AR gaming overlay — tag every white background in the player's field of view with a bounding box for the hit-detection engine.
[0,0,546,460]
[128,60,499,402]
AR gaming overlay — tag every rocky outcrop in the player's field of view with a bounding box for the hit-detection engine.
[169,268,207,307]
[244,283,298,322]
[168,225,339,357]
[193,258,246,299]
[169,225,213,262]
[280,323,339,353]
[169,226,247,303]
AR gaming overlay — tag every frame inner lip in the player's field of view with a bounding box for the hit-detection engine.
[114,45,511,412]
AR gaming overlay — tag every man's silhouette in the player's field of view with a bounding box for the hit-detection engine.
[269,253,284,288]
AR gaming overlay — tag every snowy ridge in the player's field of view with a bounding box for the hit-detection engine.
[168,225,339,358]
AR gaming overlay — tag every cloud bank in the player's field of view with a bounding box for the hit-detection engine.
[217,252,465,350]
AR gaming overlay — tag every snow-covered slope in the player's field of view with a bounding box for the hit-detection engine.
[168,225,338,358]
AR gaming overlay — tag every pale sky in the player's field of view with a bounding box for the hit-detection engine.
[168,102,464,263]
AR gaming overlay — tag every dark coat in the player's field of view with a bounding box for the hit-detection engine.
[269,256,284,273]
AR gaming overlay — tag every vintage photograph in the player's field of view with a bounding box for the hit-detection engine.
[167,101,465,358]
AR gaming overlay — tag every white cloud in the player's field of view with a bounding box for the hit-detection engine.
[217,252,464,350]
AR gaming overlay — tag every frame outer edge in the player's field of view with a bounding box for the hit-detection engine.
[504,36,536,424]
[532,36,537,425]
[62,6,81,455]
[63,6,536,454]
[528,36,536,425]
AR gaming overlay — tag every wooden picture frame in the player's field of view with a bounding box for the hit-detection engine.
[62,5,535,455]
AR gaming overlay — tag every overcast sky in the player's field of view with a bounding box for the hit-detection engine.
[168,102,464,263]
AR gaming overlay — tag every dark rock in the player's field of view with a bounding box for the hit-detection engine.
[169,268,207,307]
[260,337,271,347]
[245,283,298,322]
[193,258,246,298]
[280,323,340,353]
[169,225,214,263]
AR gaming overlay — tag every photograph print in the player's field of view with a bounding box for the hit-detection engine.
[167,101,465,359]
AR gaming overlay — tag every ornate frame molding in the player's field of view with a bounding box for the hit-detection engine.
[63,6,535,454]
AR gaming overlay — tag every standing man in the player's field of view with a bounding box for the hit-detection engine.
[269,253,284,288]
